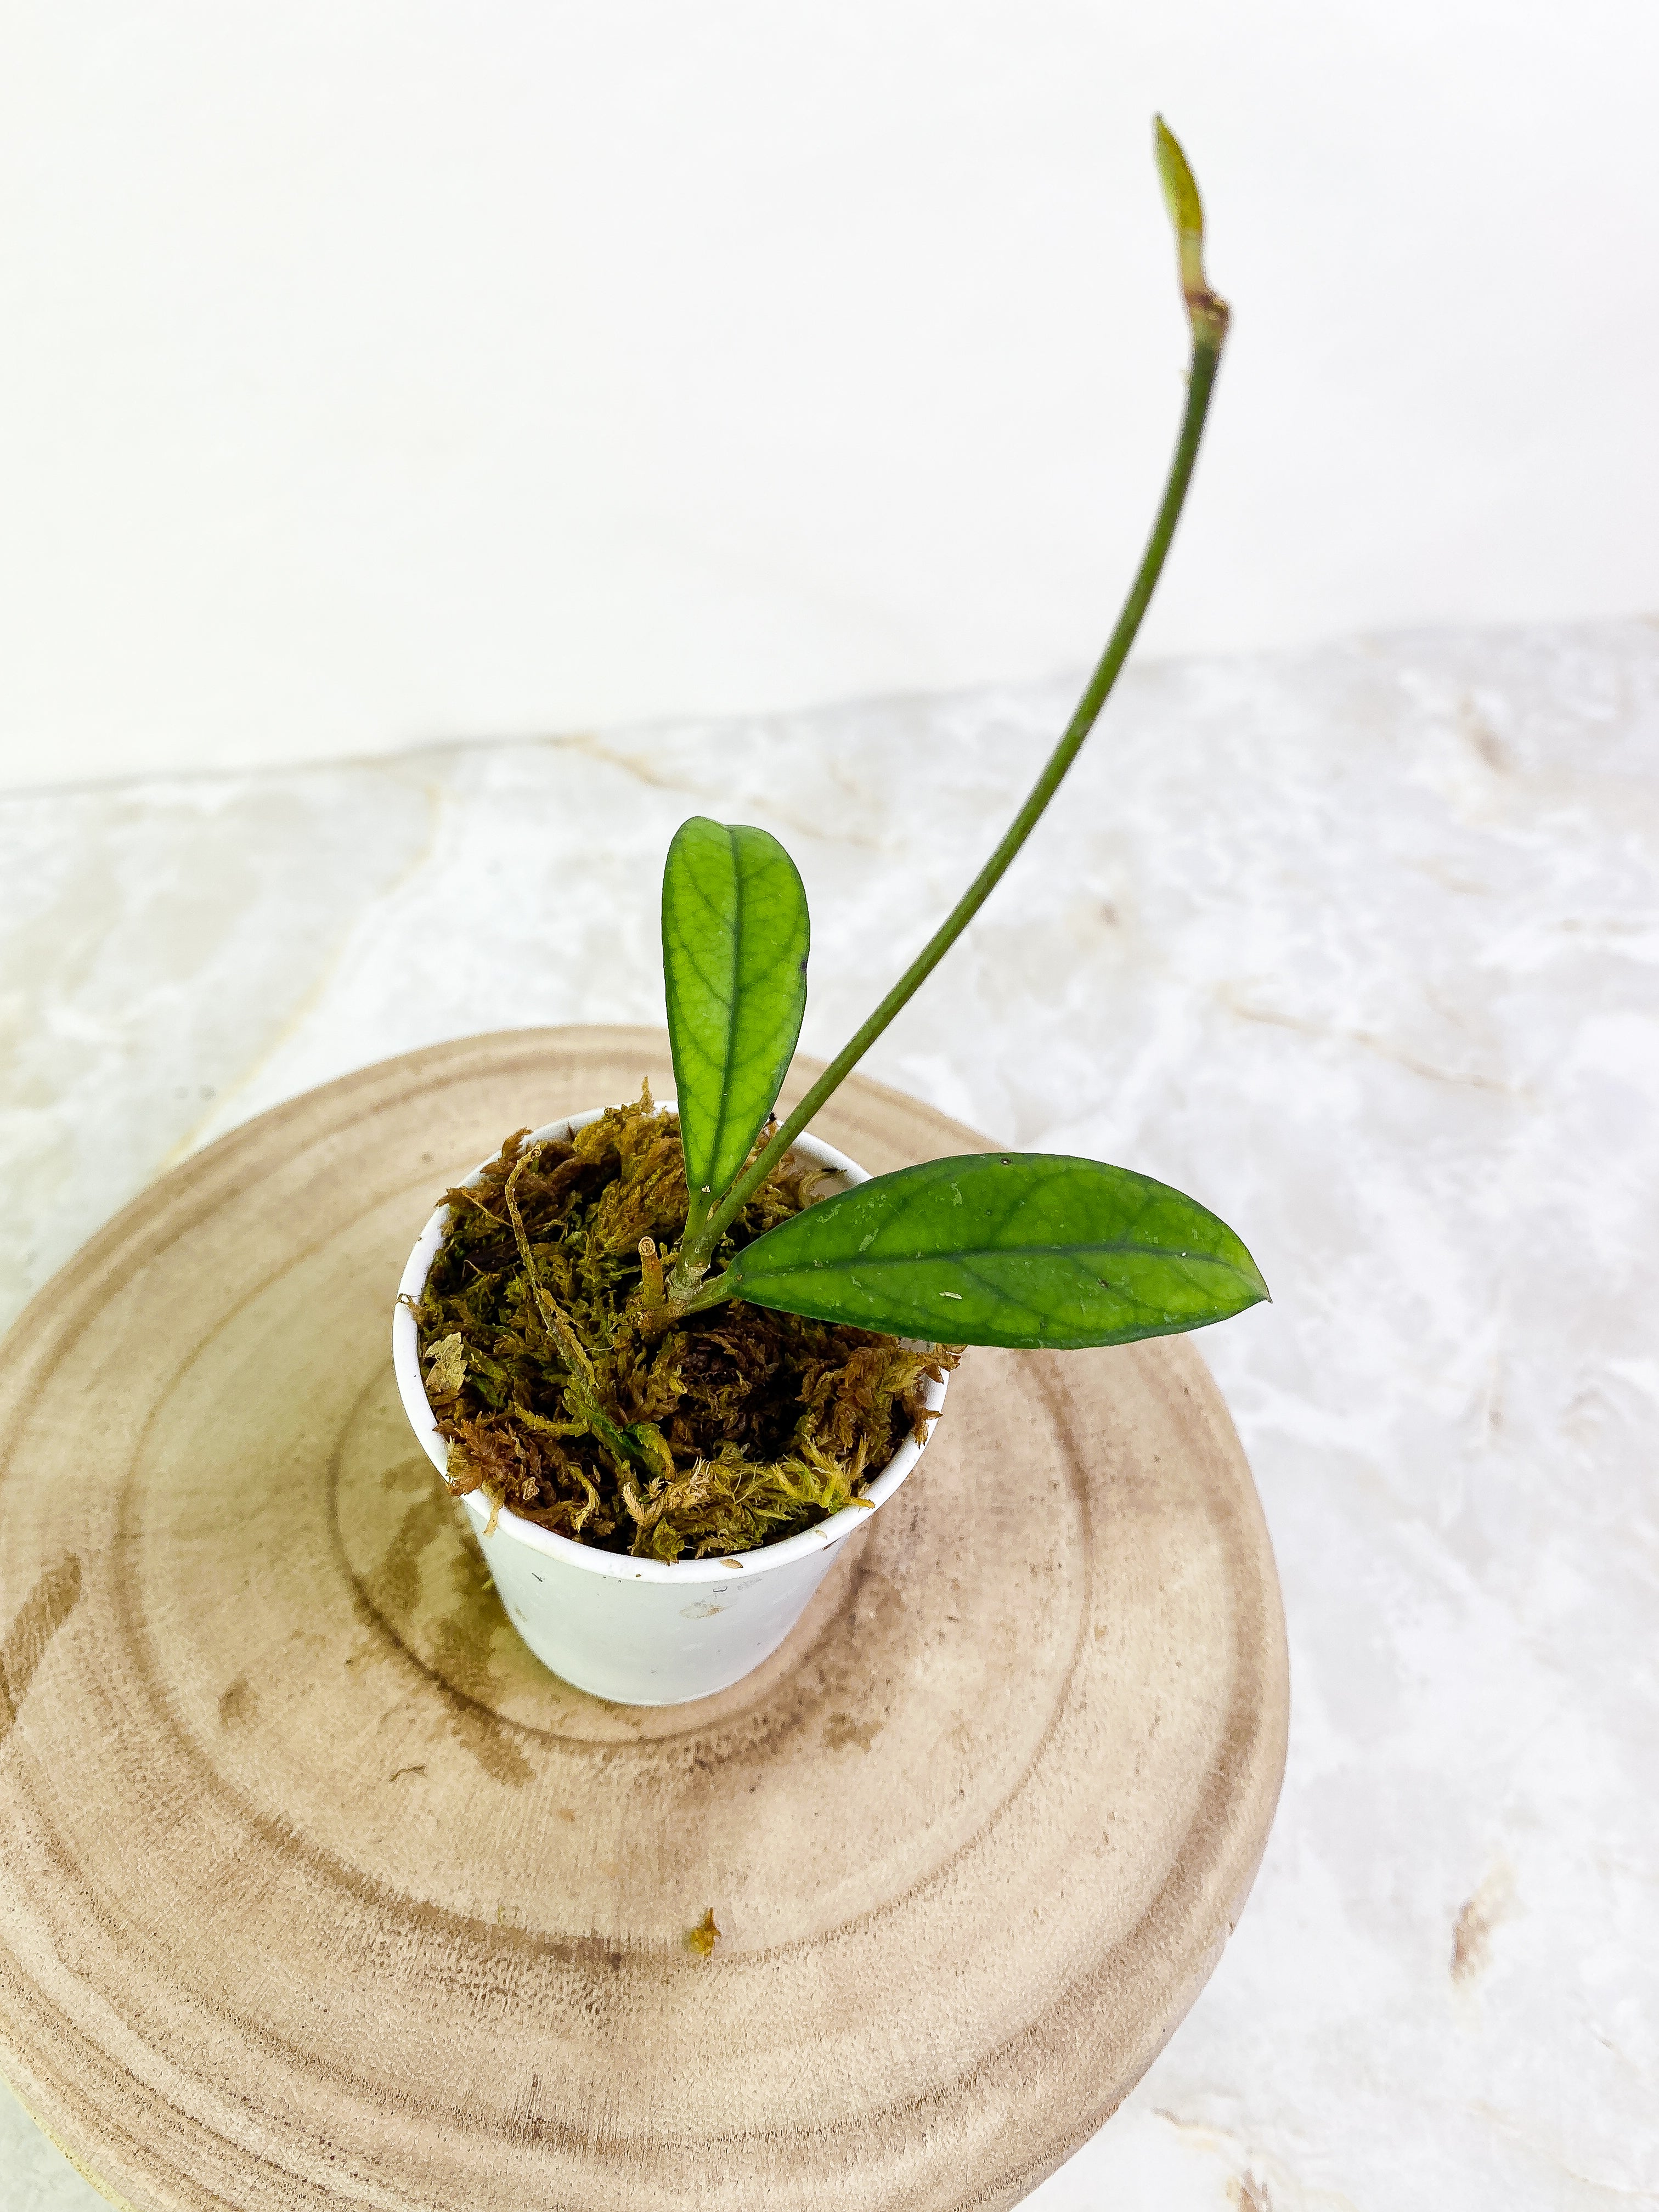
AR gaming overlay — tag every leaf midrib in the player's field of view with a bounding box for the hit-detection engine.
[708,826,745,1173]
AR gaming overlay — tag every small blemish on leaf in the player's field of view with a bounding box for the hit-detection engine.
[939,1291,963,1301]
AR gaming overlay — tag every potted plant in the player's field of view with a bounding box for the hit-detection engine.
[393,121,1262,1705]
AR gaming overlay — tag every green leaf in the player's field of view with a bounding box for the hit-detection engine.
[1153,115,1223,340]
[662,816,810,1202]
[1154,114,1205,250]
[722,1152,1268,1350]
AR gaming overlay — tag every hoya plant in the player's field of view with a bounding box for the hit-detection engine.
[417,122,1265,1558]
[646,122,1260,1347]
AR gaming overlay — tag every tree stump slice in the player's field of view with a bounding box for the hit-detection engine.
[0,1028,1288,2212]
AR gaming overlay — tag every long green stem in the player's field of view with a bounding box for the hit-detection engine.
[670,119,1230,1291]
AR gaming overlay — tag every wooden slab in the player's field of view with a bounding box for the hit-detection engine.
[0,1028,1287,2212]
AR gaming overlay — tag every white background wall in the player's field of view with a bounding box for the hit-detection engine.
[2,0,1656,791]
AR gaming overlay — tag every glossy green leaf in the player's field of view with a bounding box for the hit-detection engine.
[662,816,810,1202]
[723,1152,1267,1349]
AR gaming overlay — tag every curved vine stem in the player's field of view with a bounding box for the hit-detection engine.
[668,118,1231,1299]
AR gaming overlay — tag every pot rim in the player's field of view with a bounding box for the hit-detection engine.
[392,1103,949,1585]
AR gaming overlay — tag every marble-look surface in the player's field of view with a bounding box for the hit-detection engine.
[3,618,1657,2209]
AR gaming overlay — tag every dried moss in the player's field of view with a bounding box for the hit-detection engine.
[409,1086,957,1562]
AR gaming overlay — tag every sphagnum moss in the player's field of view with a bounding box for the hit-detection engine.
[411,1087,957,1562]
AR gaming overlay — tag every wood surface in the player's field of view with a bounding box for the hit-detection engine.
[0,1028,1288,2212]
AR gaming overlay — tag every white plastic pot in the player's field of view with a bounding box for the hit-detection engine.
[393,1107,948,1706]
